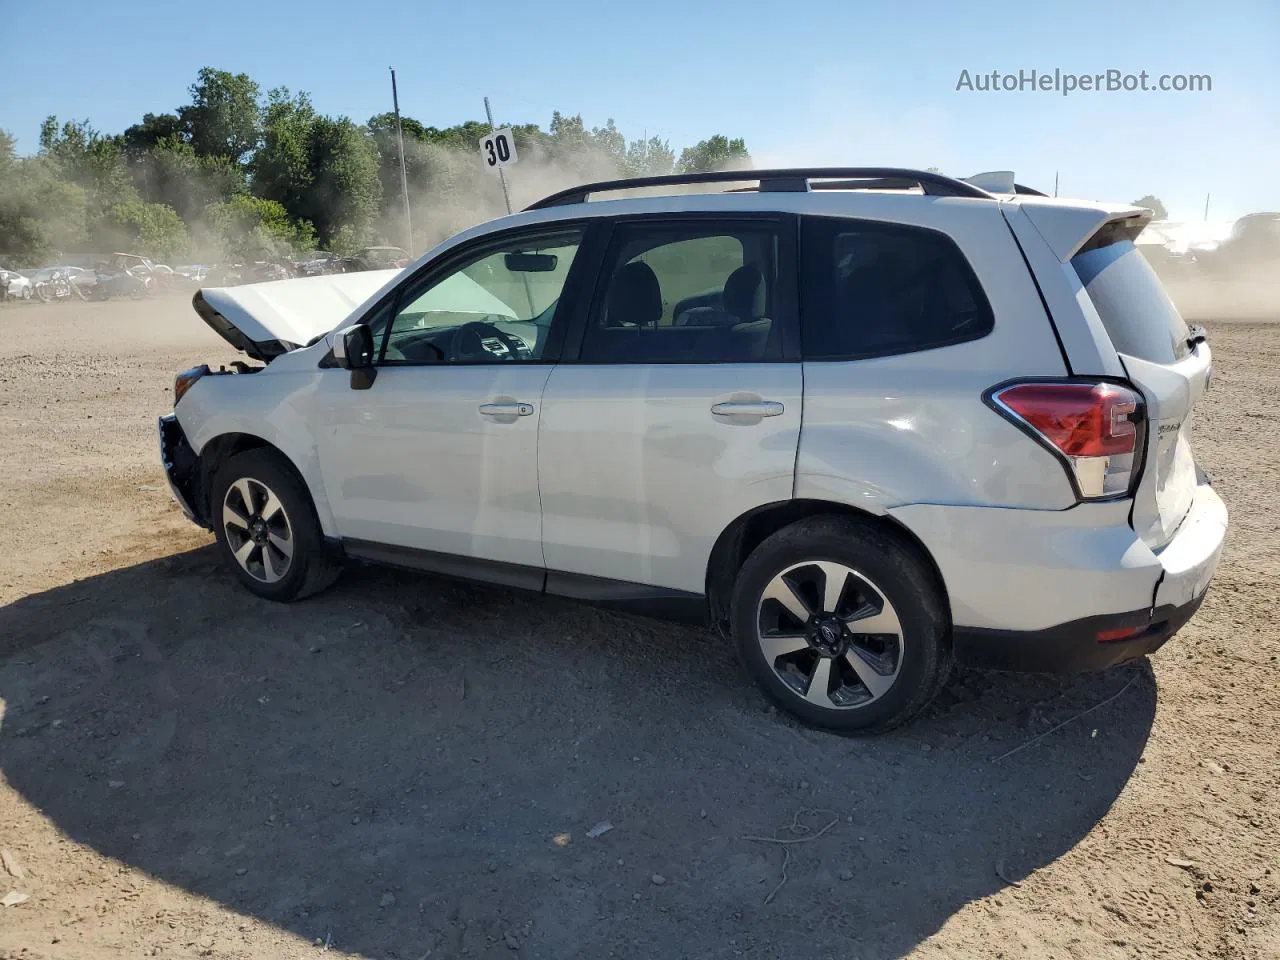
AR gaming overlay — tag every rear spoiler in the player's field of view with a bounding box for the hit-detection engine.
[1017,202,1152,261]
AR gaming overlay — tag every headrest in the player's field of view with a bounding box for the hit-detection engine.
[606,261,662,327]
[722,265,765,320]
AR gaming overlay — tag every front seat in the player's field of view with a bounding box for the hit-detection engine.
[721,264,772,358]
[605,261,662,328]
[722,264,765,321]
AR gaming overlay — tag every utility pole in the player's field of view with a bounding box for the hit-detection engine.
[1204,192,1211,221]
[390,67,413,253]
[483,96,513,215]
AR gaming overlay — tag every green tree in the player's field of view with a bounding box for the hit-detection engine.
[0,132,89,264]
[92,200,188,259]
[421,120,493,151]
[677,135,750,173]
[39,118,134,202]
[178,67,261,162]
[367,111,436,147]
[624,136,676,177]
[302,116,381,245]
[202,194,315,261]
[589,119,626,167]
[132,136,245,220]
[251,87,318,224]
[121,112,187,155]
[1132,194,1168,220]
[367,111,437,243]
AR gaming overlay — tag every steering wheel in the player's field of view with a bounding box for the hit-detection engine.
[449,319,529,362]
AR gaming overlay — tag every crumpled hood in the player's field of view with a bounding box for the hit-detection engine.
[194,270,402,360]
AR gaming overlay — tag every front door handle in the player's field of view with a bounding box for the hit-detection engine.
[479,401,535,418]
[711,400,785,418]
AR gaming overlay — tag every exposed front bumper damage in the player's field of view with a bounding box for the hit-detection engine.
[158,414,207,529]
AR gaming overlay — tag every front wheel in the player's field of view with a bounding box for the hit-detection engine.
[731,516,951,733]
[35,284,51,303]
[210,449,341,601]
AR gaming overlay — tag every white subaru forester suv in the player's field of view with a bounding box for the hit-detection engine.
[159,167,1227,732]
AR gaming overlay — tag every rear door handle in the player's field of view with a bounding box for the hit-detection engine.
[479,402,535,417]
[711,400,785,418]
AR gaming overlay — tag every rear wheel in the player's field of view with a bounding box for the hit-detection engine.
[210,449,340,601]
[730,516,950,733]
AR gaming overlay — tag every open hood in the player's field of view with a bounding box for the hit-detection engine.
[193,270,402,361]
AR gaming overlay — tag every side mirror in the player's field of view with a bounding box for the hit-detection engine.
[332,324,377,389]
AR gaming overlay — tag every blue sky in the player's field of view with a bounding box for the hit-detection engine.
[2,0,1277,221]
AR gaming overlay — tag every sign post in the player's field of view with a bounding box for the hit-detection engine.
[389,67,413,253]
[479,97,517,215]
[478,99,532,312]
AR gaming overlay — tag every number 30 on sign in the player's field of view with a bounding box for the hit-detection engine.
[479,128,518,172]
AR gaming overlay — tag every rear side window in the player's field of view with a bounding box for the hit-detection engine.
[800,217,993,361]
[1072,239,1189,364]
[579,221,784,363]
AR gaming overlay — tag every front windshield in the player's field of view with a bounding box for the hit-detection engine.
[377,230,582,364]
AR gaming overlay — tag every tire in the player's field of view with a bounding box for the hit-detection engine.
[35,284,51,303]
[730,515,951,733]
[210,448,341,602]
[21,286,32,300]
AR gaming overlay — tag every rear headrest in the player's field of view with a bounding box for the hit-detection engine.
[723,265,765,320]
[606,261,662,327]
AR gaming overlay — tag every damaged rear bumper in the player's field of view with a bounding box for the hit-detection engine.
[158,414,207,528]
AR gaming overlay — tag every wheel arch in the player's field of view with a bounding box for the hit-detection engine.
[705,499,952,637]
[194,432,315,529]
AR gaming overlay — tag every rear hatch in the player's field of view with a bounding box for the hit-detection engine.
[1070,224,1210,550]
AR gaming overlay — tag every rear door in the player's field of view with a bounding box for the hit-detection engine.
[1070,234,1210,549]
[537,215,803,595]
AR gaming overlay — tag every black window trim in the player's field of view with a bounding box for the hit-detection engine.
[352,218,605,368]
[559,212,801,365]
[797,214,996,363]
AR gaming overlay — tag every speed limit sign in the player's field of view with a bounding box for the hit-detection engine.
[479,128,518,172]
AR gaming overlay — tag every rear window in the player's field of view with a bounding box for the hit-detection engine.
[799,217,993,361]
[1072,239,1190,364]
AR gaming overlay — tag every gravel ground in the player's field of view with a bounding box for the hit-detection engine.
[0,295,1276,960]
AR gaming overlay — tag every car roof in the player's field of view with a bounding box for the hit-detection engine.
[389,168,1148,276]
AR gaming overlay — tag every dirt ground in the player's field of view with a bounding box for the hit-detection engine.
[0,293,1276,960]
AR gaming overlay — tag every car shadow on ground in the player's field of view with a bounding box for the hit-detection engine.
[0,546,1156,960]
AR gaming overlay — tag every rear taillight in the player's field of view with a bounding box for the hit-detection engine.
[987,380,1146,500]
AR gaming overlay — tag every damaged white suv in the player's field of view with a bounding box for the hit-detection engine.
[160,168,1227,731]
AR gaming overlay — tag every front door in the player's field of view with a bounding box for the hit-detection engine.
[314,225,588,571]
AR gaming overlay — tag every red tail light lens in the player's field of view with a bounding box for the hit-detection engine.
[989,380,1145,500]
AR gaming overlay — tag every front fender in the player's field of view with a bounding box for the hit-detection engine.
[176,370,339,537]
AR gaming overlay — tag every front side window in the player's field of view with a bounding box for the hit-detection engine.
[580,221,783,363]
[800,217,994,361]
[375,228,583,364]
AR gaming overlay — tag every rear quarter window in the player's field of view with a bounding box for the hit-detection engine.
[799,217,994,361]
[1072,239,1190,365]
